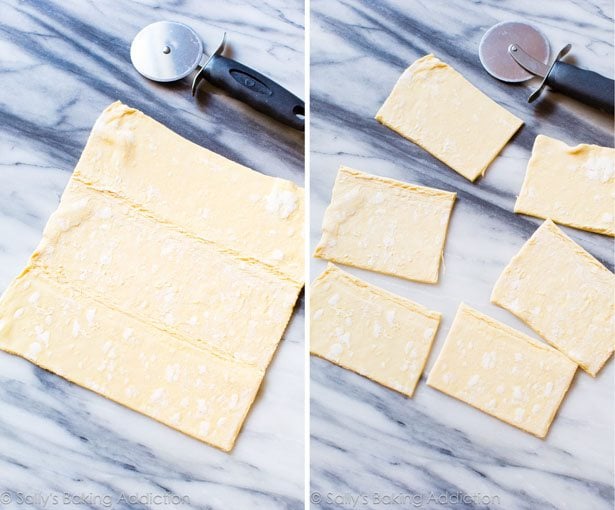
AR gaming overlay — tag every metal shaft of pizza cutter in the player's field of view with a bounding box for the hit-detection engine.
[508,42,614,113]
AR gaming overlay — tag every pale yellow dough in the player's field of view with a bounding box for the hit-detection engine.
[31,180,298,370]
[375,54,523,181]
[0,102,304,451]
[310,264,441,397]
[75,102,304,283]
[491,220,614,376]
[515,134,615,236]
[314,167,456,283]
[0,273,261,452]
[427,304,577,438]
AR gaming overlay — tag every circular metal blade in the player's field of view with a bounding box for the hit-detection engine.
[479,21,550,82]
[130,21,203,82]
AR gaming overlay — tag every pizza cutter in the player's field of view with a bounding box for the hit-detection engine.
[130,21,305,130]
[479,21,614,113]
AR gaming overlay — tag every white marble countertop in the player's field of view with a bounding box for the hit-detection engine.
[0,1,304,508]
[309,0,613,509]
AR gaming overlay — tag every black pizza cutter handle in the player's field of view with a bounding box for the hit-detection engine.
[192,35,304,131]
[528,44,614,114]
[544,61,614,114]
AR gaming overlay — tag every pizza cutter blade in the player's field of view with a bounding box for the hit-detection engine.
[130,21,203,82]
[479,21,614,113]
[479,21,550,83]
[130,21,304,130]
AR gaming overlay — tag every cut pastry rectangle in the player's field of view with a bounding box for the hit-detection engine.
[376,54,523,181]
[427,303,577,438]
[515,134,615,236]
[310,264,441,397]
[491,219,614,376]
[0,102,304,451]
[314,167,456,283]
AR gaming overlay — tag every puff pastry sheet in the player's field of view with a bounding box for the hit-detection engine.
[427,304,576,438]
[310,264,441,397]
[515,134,615,236]
[0,102,304,451]
[491,220,614,376]
[376,54,523,181]
[314,167,456,283]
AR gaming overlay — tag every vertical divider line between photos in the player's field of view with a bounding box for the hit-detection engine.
[304,0,311,507]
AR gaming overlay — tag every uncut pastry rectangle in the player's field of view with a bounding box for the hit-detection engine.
[0,102,304,452]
